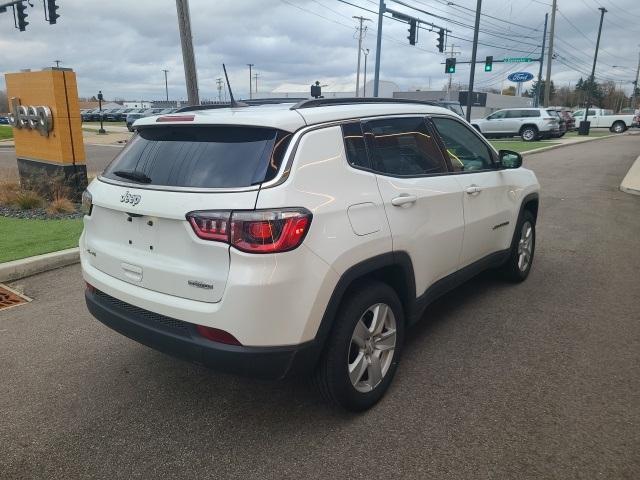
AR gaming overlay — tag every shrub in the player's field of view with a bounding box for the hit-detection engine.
[46,197,76,215]
[12,190,44,210]
[0,181,20,205]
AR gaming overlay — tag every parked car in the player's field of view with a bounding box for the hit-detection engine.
[106,108,137,122]
[571,108,634,133]
[432,100,464,117]
[557,109,576,131]
[81,98,540,411]
[472,108,560,141]
[0,115,9,124]
[125,113,144,131]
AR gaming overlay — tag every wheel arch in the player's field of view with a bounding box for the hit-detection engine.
[310,252,416,364]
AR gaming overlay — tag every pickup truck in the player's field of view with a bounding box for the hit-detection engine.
[572,108,634,133]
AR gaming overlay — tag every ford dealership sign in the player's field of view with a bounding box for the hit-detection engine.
[507,72,534,83]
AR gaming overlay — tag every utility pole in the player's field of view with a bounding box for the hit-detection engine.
[363,48,370,97]
[216,77,223,102]
[466,0,482,122]
[544,0,556,107]
[631,49,640,110]
[446,43,460,100]
[54,59,61,68]
[162,69,169,101]
[373,0,385,97]
[353,16,370,97]
[535,13,548,108]
[247,64,254,99]
[175,0,199,105]
[253,73,259,96]
[581,7,607,134]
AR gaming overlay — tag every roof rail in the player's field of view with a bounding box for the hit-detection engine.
[290,97,439,110]
[175,98,309,113]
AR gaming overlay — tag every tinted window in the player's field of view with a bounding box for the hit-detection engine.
[103,126,292,188]
[363,117,448,176]
[526,110,541,117]
[505,110,524,118]
[432,117,494,172]
[342,122,370,168]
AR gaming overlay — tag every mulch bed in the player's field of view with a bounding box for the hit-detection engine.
[0,204,83,220]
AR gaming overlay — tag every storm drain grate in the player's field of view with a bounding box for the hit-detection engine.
[0,284,31,311]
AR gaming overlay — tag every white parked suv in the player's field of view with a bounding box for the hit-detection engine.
[81,98,540,411]
[472,107,560,141]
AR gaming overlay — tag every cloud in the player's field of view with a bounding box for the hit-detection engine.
[1,0,638,100]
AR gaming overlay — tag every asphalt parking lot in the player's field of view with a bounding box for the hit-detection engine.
[1,135,639,479]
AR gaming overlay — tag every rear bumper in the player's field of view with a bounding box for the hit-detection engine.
[85,287,322,380]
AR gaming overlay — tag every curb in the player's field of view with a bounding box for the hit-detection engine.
[620,155,640,196]
[0,247,79,283]
[521,133,619,156]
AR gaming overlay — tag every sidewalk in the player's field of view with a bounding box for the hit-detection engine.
[620,155,640,196]
[520,130,639,155]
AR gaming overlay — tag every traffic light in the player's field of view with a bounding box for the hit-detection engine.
[407,19,417,46]
[484,55,493,72]
[445,57,456,74]
[436,28,445,53]
[15,1,28,31]
[46,0,60,24]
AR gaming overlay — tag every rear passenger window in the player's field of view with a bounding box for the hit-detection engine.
[362,117,448,176]
[341,122,370,169]
[505,110,523,118]
[432,117,494,172]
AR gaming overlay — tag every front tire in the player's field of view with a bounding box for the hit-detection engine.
[500,210,536,282]
[521,126,538,142]
[314,281,404,411]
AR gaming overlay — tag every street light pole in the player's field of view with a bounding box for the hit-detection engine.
[363,48,370,97]
[631,49,640,111]
[162,69,169,102]
[247,64,254,99]
[465,0,482,122]
[581,7,607,135]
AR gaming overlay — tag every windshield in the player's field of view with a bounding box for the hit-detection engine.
[102,126,292,189]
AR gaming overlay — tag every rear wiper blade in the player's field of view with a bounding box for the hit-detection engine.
[113,169,152,184]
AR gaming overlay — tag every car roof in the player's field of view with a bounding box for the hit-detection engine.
[134,101,458,132]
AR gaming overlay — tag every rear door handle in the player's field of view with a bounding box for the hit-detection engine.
[391,194,418,207]
[465,185,482,196]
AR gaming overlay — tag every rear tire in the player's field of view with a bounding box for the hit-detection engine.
[611,121,626,134]
[499,210,536,282]
[313,281,404,412]
[520,126,538,142]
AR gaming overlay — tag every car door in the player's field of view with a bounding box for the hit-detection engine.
[502,109,524,136]
[482,110,508,134]
[362,116,464,296]
[431,116,514,267]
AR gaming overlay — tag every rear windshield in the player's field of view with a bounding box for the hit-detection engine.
[103,126,292,188]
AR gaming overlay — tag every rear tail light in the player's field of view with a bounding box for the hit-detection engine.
[186,208,312,254]
[81,190,93,215]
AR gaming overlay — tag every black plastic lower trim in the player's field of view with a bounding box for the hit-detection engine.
[85,288,319,380]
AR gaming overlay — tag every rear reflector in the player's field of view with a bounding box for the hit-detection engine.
[196,325,242,345]
[186,208,312,254]
[156,115,194,122]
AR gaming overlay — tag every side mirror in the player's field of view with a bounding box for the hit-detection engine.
[499,150,522,169]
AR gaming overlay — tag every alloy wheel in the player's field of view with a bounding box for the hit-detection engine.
[517,221,534,272]
[522,129,535,141]
[348,303,397,393]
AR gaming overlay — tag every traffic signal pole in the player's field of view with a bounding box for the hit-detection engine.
[373,0,384,97]
[581,7,607,132]
[543,0,556,107]
[466,0,482,122]
[175,0,199,106]
[535,13,548,108]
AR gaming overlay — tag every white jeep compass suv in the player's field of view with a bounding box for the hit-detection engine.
[81,98,539,411]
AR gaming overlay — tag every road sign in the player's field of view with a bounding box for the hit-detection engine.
[508,72,534,82]
[503,57,533,63]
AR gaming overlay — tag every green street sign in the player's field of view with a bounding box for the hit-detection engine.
[503,57,533,63]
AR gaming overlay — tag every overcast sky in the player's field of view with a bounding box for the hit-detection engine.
[1,0,639,101]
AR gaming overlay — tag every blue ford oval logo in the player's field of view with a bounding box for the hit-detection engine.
[508,72,534,83]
